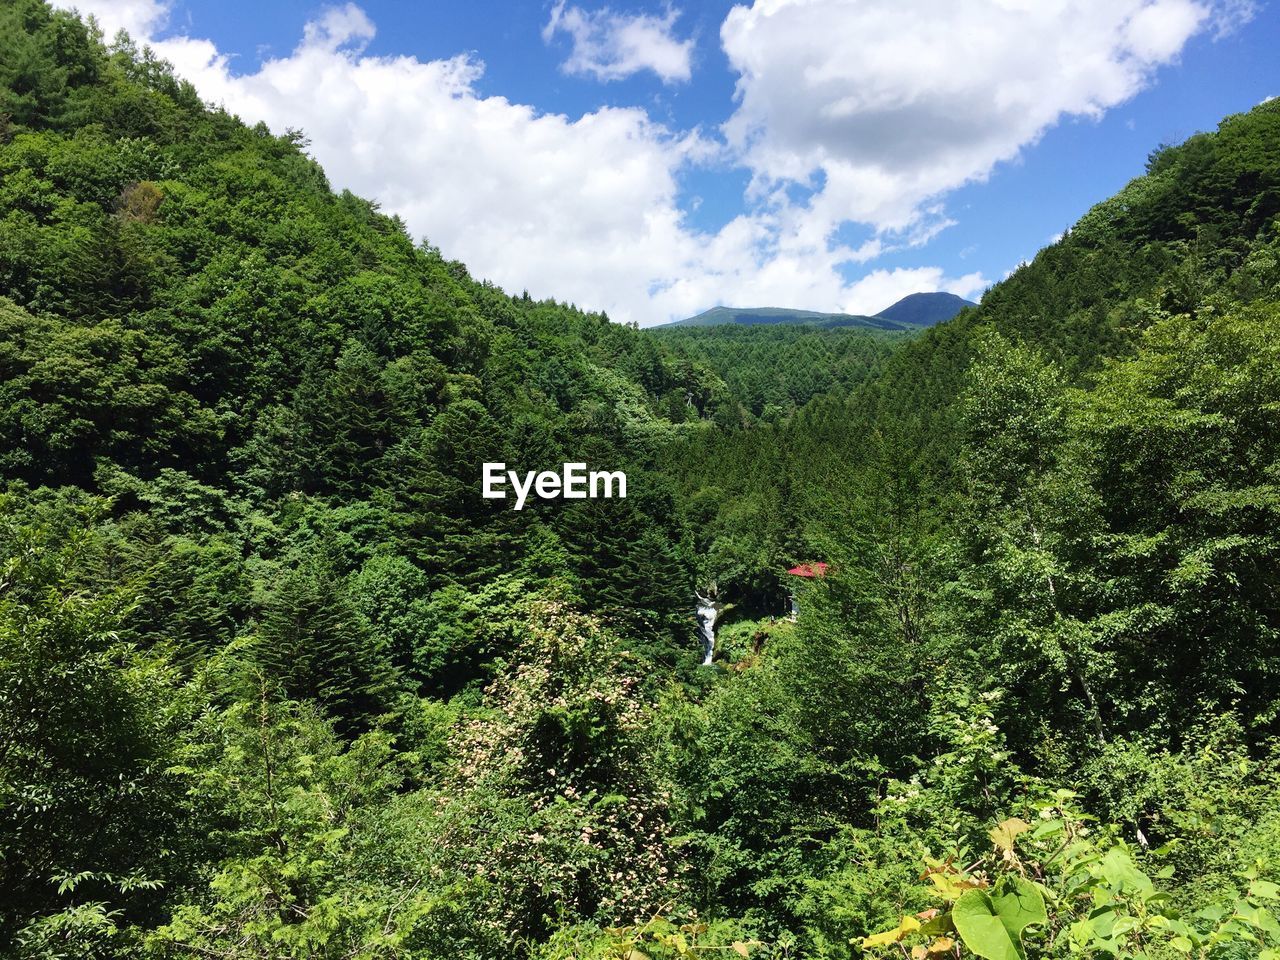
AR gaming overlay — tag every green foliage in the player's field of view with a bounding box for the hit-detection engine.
[653,324,902,420]
[0,496,194,954]
[431,601,680,939]
[1,5,1279,957]
[149,688,431,959]
[863,796,1280,960]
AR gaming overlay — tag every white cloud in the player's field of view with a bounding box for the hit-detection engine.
[721,0,1254,233]
[61,0,168,39]
[1208,0,1259,37]
[148,13,712,325]
[301,4,375,53]
[543,2,694,84]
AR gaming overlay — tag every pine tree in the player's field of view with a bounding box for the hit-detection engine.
[254,561,400,731]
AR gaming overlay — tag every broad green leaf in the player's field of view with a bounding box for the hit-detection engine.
[954,880,1045,960]
[955,892,1023,960]
[1069,917,1094,947]
[991,877,1048,933]
[1111,915,1140,936]
[1250,880,1280,901]
[1031,821,1064,840]
[1088,905,1117,939]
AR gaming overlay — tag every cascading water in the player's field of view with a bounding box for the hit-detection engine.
[696,591,721,666]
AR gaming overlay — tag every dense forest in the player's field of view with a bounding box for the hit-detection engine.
[2,2,1280,958]
[648,325,901,423]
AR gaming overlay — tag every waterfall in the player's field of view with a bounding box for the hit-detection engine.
[696,591,722,666]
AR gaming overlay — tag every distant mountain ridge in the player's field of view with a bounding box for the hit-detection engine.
[664,292,976,331]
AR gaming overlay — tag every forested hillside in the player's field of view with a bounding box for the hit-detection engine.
[2,3,1280,959]
[649,325,901,422]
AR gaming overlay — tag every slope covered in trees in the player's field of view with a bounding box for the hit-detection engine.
[2,3,1280,958]
[649,325,901,422]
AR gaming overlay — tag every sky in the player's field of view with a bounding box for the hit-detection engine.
[56,0,1280,326]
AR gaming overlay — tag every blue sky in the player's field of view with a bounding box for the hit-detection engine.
[67,0,1280,324]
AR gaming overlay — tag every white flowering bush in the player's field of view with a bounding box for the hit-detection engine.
[426,600,683,943]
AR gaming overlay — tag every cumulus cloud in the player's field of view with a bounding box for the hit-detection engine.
[543,2,694,84]
[62,0,168,38]
[301,4,375,53]
[721,0,1255,232]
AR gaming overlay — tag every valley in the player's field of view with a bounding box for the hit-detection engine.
[1,5,1280,958]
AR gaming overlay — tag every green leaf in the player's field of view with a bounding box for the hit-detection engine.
[1068,917,1093,948]
[1088,906,1117,939]
[920,912,958,937]
[953,878,1046,960]
[955,892,1023,960]
[1031,819,1064,839]
[994,880,1049,932]
[1100,847,1154,894]
[1111,915,1140,936]
[1250,880,1280,901]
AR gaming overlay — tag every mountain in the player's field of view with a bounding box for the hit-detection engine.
[666,292,976,330]
[873,291,977,327]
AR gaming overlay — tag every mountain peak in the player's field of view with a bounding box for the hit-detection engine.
[874,292,977,327]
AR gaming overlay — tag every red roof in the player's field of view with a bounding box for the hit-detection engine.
[785,562,829,578]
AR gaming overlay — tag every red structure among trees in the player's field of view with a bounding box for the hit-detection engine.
[784,562,828,618]
[785,562,828,578]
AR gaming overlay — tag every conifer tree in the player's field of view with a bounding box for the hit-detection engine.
[255,561,400,731]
